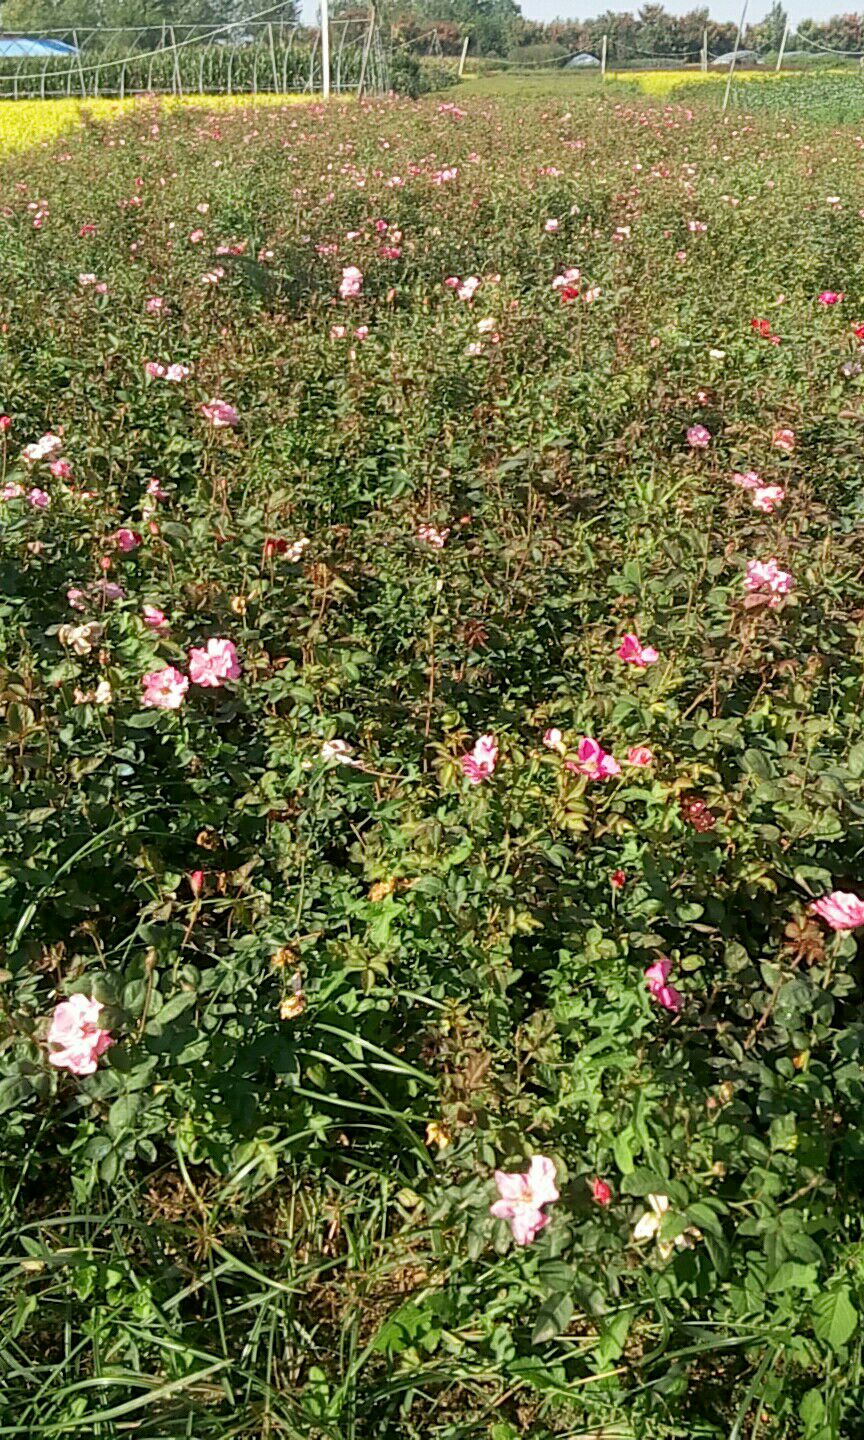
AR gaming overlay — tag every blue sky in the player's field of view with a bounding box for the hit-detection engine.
[521,0,845,21]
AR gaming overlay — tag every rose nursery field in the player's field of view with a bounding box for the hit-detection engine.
[3,84,864,1440]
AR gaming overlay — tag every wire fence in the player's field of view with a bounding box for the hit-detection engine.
[0,3,398,100]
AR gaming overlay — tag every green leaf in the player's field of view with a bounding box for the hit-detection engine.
[766,1262,818,1292]
[532,1291,573,1345]
[812,1285,858,1351]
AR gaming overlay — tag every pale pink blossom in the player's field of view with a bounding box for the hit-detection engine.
[339,265,364,299]
[188,637,240,687]
[417,522,449,548]
[773,427,795,452]
[114,527,140,552]
[144,361,166,379]
[645,957,682,1013]
[572,736,620,780]
[617,633,658,668]
[1,482,23,500]
[21,432,62,465]
[552,266,580,290]
[200,399,239,429]
[744,558,794,606]
[543,727,565,752]
[751,485,785,513]
[164,364,189,383]
[146,477,168,500]
[330,324,347,340]
[460,733,498,785]
[490,1155,558,1244]
[544,218,559,233]
[626,745,654,767]
[142,666,188,709]
[27,488,50,509]
[145,296,165,313]
[49,458,72,479]
[143,604,168,630]
[47,993,113,1076]
[809,891,864,930]
[686,424,710,448]
[457,275,480,302]
[189,228,205,243]
[732,470,761,490]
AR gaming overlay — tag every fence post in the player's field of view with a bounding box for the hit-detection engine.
[600,32,607,78]
[776,17,790,70]
[458,35,469,77]
[357,5,375,100]
[701,27,708,71]
[722,0,748,113]
[321,0,331,97]
[268,22,279,92]
[169,27,182,97]
[73,30,86,97]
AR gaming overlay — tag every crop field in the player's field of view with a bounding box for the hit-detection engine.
[2,80,864,1438]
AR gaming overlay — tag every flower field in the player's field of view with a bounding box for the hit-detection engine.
[3,85,864,1437]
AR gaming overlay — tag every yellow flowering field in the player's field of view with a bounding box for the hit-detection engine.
[0,93,315,157]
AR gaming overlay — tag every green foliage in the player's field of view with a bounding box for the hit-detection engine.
[1,82,864,1438]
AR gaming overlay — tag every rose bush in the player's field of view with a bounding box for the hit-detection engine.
[1,86,864,1437]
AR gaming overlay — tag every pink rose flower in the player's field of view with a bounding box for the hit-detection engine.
[164,364,189,383]
[817,291,843,306]
[591,1177,612,1206]
[543,727,565,752]
[50,458,72,479]
[626,745,654,767]
[460,733,498,784]
[339,265,363,299]
[489,1155,559,1245]
[47,993,113,1076]
[772,427,795,452]
[142,666,188,709]
[146,477,168,500]
[617,633,658,668]
[145,296,165,313]
[744,558,794,606]
[645,957,683,1013]
[27,488,50,509]
[417,522,449,548]
[751,485,785,513]
[114,527,140,552]
[572,736,620,780]
[142,604,168,630]
[687,424,710,448]
[188,637,241,688]
[144,361,166,379]
[732,470,761,490]
[200,399,239,429]
[809,891,864,930]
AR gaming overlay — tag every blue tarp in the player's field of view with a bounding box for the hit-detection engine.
[0,38,79,58]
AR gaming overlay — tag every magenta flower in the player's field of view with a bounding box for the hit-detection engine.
[47,993,113,1076]
[142,605,168,630]
[626,745,654,767]
[645,957,683,1013]
[809,891,864,930]
[27,488,50,509]
[188,637,240,688]
[572,736,620,780]
[200,399,239,429]
[339,265,363,299]
[817,291,843,306]
[114,527,140,552]
[687,424,710,448]
[142,666,188,710]
[460,733,498,785]
[489,1155,559,1245]
[617,633,659,668]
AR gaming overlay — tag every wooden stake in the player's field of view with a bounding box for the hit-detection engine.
[320,0,330,98]
[722,0,747,114]
[458,34,469,78]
